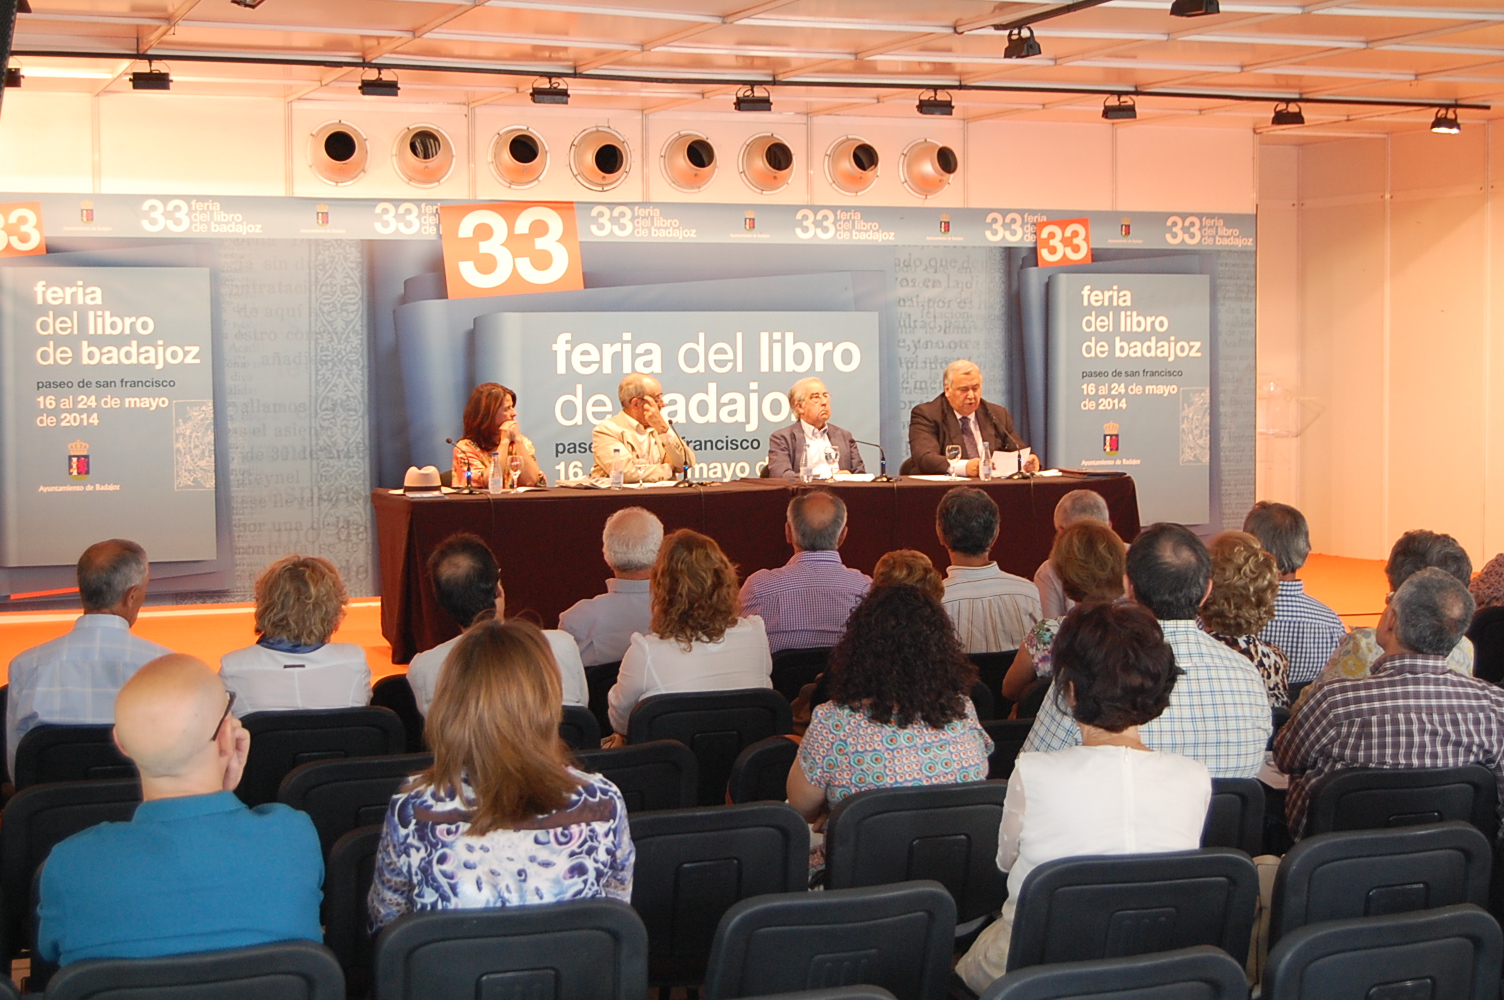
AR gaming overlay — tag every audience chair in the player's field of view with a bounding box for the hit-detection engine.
[1201,778,1265,857]
[626,689,793,806]
[12,725,136,790]
[369,676,425,754]
[824,782,1009,929]
[278,753,432,857]
[0,973,14,1000]
[1,777,141,965]
[967,651,1017,718]
[631,802,808,988]
[237,708,407,808]
[979,945,1250,1000]
[742,991,896,1000]
[575,741,699,813]
[586,661,622,736]
[1303,765,1499,841]
[982,720,1032,780]
[1263,903,1501,1000]
[373,899,649,1000]
[561,704,603,750]
[1285,682,1309,706]
[702,880,956,1000]
[728,736,799,804]
[968,682,996,722]
[1004,849,1260,973]
[43,940,346,1000]
[1466,606,1504,685]
[1269,821,1492,948]
[324,824,382,999]
[770,647,832,703]
[1014,679,1050,721]
[0,683,8,790]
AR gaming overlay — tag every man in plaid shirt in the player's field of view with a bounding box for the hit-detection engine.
[1244,502,1347,684]
[1275,567,1504,839]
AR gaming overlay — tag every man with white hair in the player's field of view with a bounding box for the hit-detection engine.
[765,377,866,481]
[560,507,664,666]
[1035,489,1112,617]
[591,373,697,483]
[36,654,323,966]
[907,360,1040,476]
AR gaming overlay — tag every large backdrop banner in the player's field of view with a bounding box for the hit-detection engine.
[0,194,1255,601]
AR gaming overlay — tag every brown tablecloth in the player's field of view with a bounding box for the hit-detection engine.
[373,475,1140,664]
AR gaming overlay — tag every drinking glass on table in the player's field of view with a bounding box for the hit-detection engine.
[945,445,962,477]
[507,453,523,490]
[824,445,839,480]
[633,455,649,485]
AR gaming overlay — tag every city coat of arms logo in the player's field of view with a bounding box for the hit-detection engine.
[1103,422,1120,456]
[68,440,90,480]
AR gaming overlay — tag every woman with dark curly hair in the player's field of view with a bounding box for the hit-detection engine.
[1201,531,1290,708]
[788,584,992,865]
[956,601,1211,993]
[605,530,772,739]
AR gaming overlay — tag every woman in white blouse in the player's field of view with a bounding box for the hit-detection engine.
[956,601,1212,993]
[605,529,772,740]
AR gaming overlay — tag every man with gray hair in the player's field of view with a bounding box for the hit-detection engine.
[1243,501,1346,684]
[739,490,871,653]
[1034,489,1112,617]
[7,539,170,777]
[1276,568,1504,840]
[591,373,697,483]
[936,487,1042,653]
[765,377,866,480]
[560,507,664,666]
[907,359,1039,476]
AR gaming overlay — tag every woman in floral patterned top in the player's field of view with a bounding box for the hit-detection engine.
[451,382,544,489]
[1199,530,1289,708]
[368,618,633,932]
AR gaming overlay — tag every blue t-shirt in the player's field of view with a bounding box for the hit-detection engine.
[37,790,324,966]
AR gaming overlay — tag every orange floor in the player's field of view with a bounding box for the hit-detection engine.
[0,552,1391,685]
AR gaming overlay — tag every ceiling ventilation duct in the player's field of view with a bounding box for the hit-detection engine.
[491,126,549,188]
[569,126,631,192]
[900,138,958,198]
[825,136,880,195]
[393,124,455,187]
[308,121,370,186]
[661,131,717,193]
[740,133,794,194]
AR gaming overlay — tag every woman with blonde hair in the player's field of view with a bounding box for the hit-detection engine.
[1201,530,1289,708]
[220,555,370,715]
[452,382,544,489]
[605,529,772,739]
[368,618,633,931]
[873,549,945,604]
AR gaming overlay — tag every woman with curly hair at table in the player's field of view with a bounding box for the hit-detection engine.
[451,381,544,489]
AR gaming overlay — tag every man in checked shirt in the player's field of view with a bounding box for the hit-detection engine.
[1275,567,1504,840]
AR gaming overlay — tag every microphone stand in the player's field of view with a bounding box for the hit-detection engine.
[853,440,898,482]
[665,419,697,487]
[444,438,481,493]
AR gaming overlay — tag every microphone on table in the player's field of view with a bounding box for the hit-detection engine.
[665,419,696,487]
[443,438,479,494]
[852,440,898,482]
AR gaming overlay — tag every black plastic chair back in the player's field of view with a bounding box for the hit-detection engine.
[741,991,896,1000]
[1,777,141,960]
[1263,903,1501,1000]
[325,824,382,998]
[575,742,699,813]
[586,661,622,736]
[0,683,9,789]
[0,972,14,999]
[369,676,425,754]
[373,898,649,1000]
[1016,679,1050,721]
[561,704,602,750]
[982,720,1032,780]
[627,689,793,806]
[703,881,956,1000]
[771,648,832,702]
[968,651,1017,717]
[631,802,808,987]
[43,940,346,1000]
[980,945,1250,1000]
[824,782,1009,926]
[1006,849,1260,973]
[1286,682,1310,706]
[1304,765,1499,840]
[238,708,406,808]
[1269,821,1492,947]
[969,682,996,722]
[13,725,136,790]
[277,753,431,857]
[1201,778,1265,856]
[728,736,799,804]
[1467,606,1504,685]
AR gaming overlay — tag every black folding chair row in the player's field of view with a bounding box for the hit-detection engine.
[968,651,1018,720]
[626,688,793,806]
[368,676,425,754]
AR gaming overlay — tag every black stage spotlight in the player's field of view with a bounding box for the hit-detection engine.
[1170,0,1220,15]
[1102,95,1136,120]
[1271,101,1304,126]
[1004,26,1043,59]
[917,89,953,116]
[4,68,21,88]
[734,85,772,112]
[230,0,269,7]
[131,62,171,91]
[531,77,569,105]
[359,69,399,97]
[1431,108,1461,134]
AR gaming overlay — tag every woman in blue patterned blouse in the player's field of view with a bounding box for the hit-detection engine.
[368,618,634,932]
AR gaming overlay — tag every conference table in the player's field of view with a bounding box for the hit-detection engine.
[372,474,1139,664]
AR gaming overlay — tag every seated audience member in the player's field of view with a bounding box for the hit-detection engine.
[956,602,1211,992]
[607,530,773,738]
[872,549,945,604]
[1276,568,1504,840]
[1002,520,1125,702]
[37,654,323,966]
[220,555,370,715]
[451,382,544,489]
[559,507,663,667]
[1022,523,1271,778]
[7,538,169,777]
[1243,502,1346,685]
[368,619,633,932]
[1034,489,1112,617]
[937,487,1042,653]
[407,533,586,715]
[789,584,993,868]
[738,490,871,654]
[1200,531,1290,709]
[1468,553,1504,685]
[765,378,866,480]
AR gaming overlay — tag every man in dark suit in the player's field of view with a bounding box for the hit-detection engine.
[766,377,866,480]
[907,360,1039,476]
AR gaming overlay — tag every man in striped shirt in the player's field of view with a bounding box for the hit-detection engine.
[1275,567,1504,839]
[937,487,1041,654]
